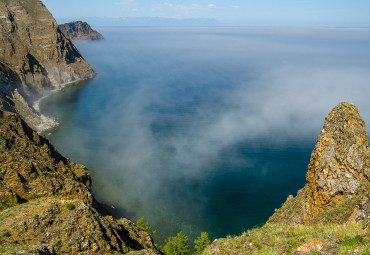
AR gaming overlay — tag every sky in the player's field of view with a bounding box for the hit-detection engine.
[41,0,370,26]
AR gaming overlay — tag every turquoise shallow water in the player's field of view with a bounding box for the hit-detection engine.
[40,27,370,242]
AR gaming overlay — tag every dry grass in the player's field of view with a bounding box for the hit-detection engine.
[203,222,369,254]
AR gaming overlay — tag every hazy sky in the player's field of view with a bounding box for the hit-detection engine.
[42,0,370,26]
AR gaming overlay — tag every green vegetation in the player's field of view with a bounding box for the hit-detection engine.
[64,162,71,171]
[0,197,18,212]
[134,215,212,254]
[202,222,369,255]
[1,231,10,238]
[163,231,191,255]
[52,209,61,215]
[160,231,211,255]
[136,216,156,236]
[339,235,366,254]
[134,216,211,254]
[66,203,75,210]
[194,232,211,254]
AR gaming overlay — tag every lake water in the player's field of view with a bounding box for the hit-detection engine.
[40,27,370,242]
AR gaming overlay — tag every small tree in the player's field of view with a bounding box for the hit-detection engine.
[194,232,211,254]
[136,216,156,236]
[136,216,150,231]
[162,231,191,255]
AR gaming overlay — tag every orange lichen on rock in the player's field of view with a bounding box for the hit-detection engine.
[304,103,368,221]
[296,240,323,253]
[267,103,370,227]
[346,208,358,224]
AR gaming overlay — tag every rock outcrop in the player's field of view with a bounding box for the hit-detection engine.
[0,110,92,208]
[0,109,160,254]
[267,102,370,226]
[0,0,96,131]
[305,102,369,220]
[59,21,104,40]
[203,102,370,254]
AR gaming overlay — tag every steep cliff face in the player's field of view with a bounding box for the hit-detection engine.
[0,0,96,130]
[59,21,104,40]
[0,110,92,208]
[0,110,160,254]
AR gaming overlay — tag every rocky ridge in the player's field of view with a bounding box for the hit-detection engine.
[0,109,160,254]
[203,102,370,254]
[59,21,104,40]
[0,0,96,131]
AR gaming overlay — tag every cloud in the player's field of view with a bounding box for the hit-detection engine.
[164,3,216,11]
[119,0,134,5]
[164,3,202,10]
[232,5,240,9]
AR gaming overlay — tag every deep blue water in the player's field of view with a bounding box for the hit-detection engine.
[40,27,370,242]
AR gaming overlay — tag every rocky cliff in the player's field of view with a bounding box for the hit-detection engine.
[267,102,370,226]
[0,0,96,131]
[0,109,160,254]
[203,102,370,254]
[59,21,104,40]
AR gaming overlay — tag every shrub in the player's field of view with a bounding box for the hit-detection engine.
[52,209,61,215]
[136,216,156,236]
[66,203,75,210]
[2,231,10,237]
[64,163,71,170]
[136,216,150,231]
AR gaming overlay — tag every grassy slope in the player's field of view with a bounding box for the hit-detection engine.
[203,222,369,254]
[203,182,369,254]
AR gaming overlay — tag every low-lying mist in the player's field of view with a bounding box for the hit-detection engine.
[40,27,370,242]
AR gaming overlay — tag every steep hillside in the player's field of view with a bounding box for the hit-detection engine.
[0,0,96,131]
[59,21,104,40]
[203,103,370,254]
[0,110,160,254]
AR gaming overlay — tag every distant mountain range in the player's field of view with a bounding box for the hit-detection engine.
[56,17,222,27]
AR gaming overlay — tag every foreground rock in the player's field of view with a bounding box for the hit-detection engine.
[0,0,96,131]
[59,21,104,40]
[0,199,159,254]
[0,110,160,254]
[0,110,92,208]
[203,102,370,254]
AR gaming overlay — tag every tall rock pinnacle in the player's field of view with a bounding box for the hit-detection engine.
[268,102,370,226]
[305,102,368,219]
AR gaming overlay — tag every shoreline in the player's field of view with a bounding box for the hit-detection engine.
[32,77,95,133]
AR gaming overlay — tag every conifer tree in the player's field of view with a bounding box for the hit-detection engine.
[194,232,211,254]
[162,231,191,255]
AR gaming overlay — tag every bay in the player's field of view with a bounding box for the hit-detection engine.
[40,27,370,242]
